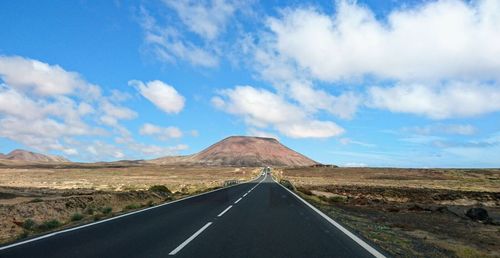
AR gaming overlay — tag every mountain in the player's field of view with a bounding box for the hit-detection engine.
[151,136,319,167]
[0,149,69,163]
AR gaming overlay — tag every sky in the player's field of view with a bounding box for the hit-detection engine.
[0,0,499,167]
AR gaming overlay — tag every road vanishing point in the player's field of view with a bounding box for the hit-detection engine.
[0,171,386,258]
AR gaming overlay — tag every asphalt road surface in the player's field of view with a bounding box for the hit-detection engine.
[0,172,385,258]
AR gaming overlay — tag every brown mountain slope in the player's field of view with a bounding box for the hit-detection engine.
[1,149,69,163]
[151,136,319,167]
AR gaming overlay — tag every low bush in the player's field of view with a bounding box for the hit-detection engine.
[16,231,29,240]
[297,187,312,195]
[329,195,348,203]
[29,198,43,203]
[22,219,36,230]
[71,213,84,221]
[38,219,61,231]
[279,179,296,191]
[84,207,95,215]
[93,214,102,221]
[149,185,172,194]
[124,204,140,210]
[100,207,112,215]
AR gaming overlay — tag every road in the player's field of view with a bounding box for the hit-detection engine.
[0,171,385,258]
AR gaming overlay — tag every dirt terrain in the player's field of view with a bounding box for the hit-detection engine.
[0,163,258,244]
[277,167,500,257]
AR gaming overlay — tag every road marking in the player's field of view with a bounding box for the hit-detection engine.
[168,222,212,255]
[243,193,248,197]
[234,197,242,204]
[217,205,233,217]
[0,173,264,251]
[274,178,386,258]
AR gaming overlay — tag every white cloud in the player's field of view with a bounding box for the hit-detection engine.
[343,162,368,167]
[247,128,279,140]
[367,82,500,119]
[0,56,190,161]
[139,7,219,67]
[0,56,100,96]
[404,124,476,135]
[99,101,137,126]
[213,85,344,138]
[287,81,360,119]
[276,120,344,139]
[263,0,500,82]
[139,123,183,140]
[164,0,236,41]
[339,137,375,147]
[129,80,185,114]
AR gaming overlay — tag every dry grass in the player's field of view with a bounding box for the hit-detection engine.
[0,164,258,194]
[278,167,500,192]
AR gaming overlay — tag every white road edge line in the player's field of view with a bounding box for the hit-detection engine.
[168,222,212,255]
[234,197,242,204]
[217,205,233,217]
[273,178,386,258]
[0,172,265,251]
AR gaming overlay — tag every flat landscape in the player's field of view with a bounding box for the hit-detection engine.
[277,167,500,257]
[0,162,258,244]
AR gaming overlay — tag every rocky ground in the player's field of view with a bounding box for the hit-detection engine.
[278,167,500,257]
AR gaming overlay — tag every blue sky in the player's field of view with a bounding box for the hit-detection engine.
[0,0,499,167]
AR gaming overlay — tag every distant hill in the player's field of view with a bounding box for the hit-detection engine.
[0,149,69,163]
[151,136,319,167]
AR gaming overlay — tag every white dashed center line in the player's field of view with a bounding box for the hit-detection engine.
[234,197,242,204]
[168,222,213,255]
[217,205,233,217]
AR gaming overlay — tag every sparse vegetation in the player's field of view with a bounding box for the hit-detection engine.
[93,214,102,221]
[279,179,295,191]
[148,185,171,194]
[0,165,259,244]
[38,219,61,231]
[283,167,500,257]
[22,219,36,230]
[16,231,29,240]
[124,204,140,210]
[100,206,112,215]
[84,207,95,215]
[71,213,84,221]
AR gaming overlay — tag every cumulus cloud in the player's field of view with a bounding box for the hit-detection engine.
[129,80,185,114]
[367,82,500,119]
[247,0,500,119]
[139,123,183,140]
[264,0,500,82]
[212,85,344,138]
[287,81,360,119]
[0,56,100,97]
[0,56,189,161]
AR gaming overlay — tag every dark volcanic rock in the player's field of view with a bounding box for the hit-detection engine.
[465,207,489,221]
